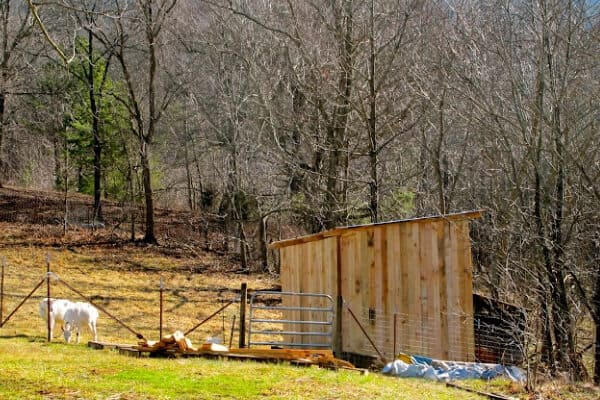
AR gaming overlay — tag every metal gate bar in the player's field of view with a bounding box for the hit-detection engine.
[248,291,334,349]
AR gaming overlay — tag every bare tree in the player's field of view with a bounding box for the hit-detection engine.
[449,0,599,380]
[103,0,181,244]
[0,1,34,187]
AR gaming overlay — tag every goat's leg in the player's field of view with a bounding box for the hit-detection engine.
[88,321,97,342]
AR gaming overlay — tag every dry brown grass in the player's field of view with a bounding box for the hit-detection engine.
[2,186,599,399]
[0,220,278,347]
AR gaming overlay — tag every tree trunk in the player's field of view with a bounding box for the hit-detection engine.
[258,215,268,272]
[594,266,600,384]
[140,141,157,244]
[87,29,103,222]
[324,0,353,229]
[0,91,4,188]
[184,139,195,212]
[367,0,377,223]
[433,90,448,215]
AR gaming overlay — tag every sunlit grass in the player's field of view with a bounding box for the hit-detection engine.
[0,243,259,346]
[0,337,486,399]
[1,222,596,399]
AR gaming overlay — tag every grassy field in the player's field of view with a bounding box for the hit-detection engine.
[0,187,598,400]
[0,226,491,400]
[0,227,486,400]
[0,336,491,400]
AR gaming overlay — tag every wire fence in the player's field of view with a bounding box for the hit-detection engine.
[347,304,525,365]
[0,260,247,348]
[349,307,468,361]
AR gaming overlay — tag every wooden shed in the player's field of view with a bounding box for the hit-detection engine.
[269,210,482,364]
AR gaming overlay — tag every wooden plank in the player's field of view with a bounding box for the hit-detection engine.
[419,221,438,358]
[398,223,410,355]
[367,228,379,356]
[269,228,347,249]
[445,222,461,360]
[88,341,133,350]
[334,235,343,355]
[386,224,403,357]
[371,227,386,358]
[436,221,449,360]
[269,211,484,249]
[431,221,443,359]
[280,247,292,346]
[340,232,353,355]
[427,221,443,359]
[379,225,393,360]
[328,210,484,238]
[316,238,328,347]
[346,230,368,355]
[402,221,421,356]
[302,240,317,344]
[326,237,337,348]
[345,230,364,355]
[361,229,373,355]
[228,347,334,359]
[287,245,300,346]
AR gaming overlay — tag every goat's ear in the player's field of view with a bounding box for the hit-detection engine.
[61,326,64,332]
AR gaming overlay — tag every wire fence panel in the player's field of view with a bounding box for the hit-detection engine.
[347,304,525,365]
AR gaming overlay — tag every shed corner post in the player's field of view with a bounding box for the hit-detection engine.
[333,236,343,358]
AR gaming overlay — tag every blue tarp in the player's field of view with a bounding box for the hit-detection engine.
[382,355,526,383]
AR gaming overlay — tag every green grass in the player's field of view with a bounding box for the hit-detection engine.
[0,337,486,400]
[0,216,596,400]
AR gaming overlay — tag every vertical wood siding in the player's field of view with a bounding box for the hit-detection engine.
[279,217,475,361]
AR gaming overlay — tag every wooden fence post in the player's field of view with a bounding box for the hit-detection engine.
[239,282,247,348]
[46,253,51,342]
[159,276,164,339]
[0,257,5,325]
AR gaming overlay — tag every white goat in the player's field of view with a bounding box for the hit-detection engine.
[39,298,73,339]
[62,302,99,344]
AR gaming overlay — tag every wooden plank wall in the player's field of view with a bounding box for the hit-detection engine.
[280,218,475,361]
[280,237,337,347]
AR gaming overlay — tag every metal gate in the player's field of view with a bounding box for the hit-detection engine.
[247,291,334,349]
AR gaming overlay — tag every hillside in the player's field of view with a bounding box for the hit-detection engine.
[0,185,241,272]
[2,186,600,399]
[0,185,279,345]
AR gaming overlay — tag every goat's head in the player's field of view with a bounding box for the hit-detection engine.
[62,323,73,343]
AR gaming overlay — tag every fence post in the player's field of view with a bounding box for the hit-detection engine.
[46,253,51,342]
[229,314,236,348]
[159,276,164,339]
[0,257,5,324]
[238,282,247,348]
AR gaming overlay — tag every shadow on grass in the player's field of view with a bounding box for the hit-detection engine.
[0,334,50,343]
[0,333,31,339]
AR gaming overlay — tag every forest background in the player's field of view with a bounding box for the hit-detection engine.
[0,0,598,385]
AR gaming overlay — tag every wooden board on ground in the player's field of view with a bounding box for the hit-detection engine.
[88,341,137,351]
[89,340,355,369]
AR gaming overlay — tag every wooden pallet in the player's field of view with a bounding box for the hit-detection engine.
[88,341,362,371]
